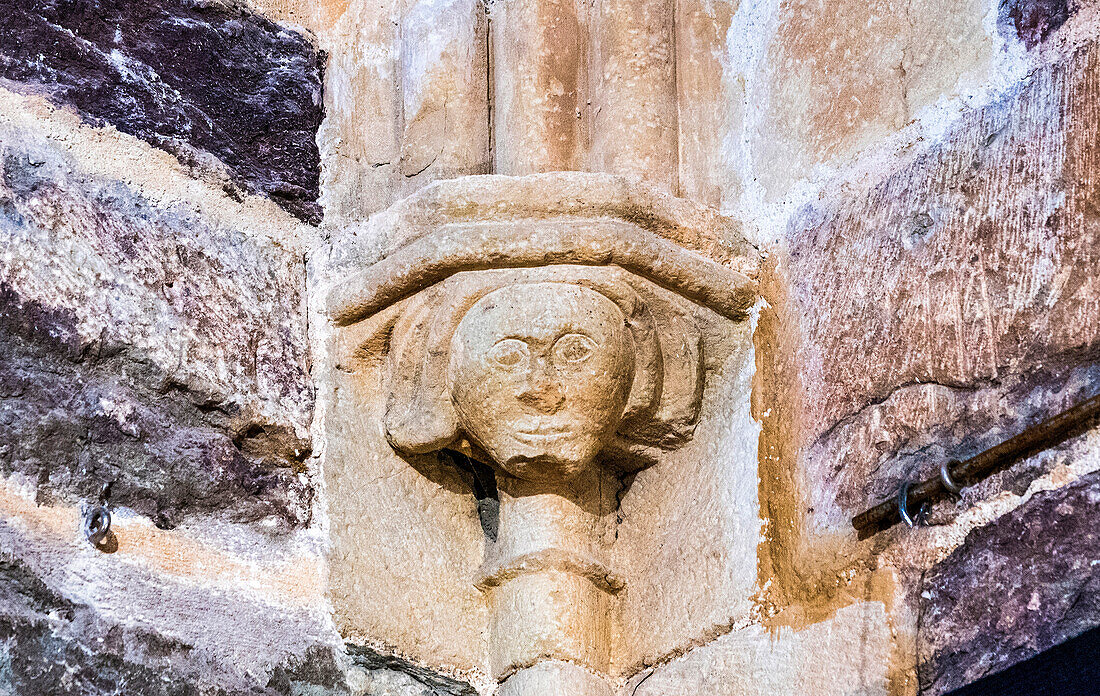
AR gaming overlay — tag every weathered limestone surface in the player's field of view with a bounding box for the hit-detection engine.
[918,469,1100,695]
[399,0,489,184]
[0,0,326,223]
[0,540,335,695]
[316,0,490,226]
[318,172,761,693]
[746,0,996,204]
[492,0,590,174]
[590,0,679,191]
[323,360,489,673]
[627,602,891,696]
[611,317,760,674]
[0,92,314,530]
[674,0,738,207]
[791,34,1100,536]
[1,0,1098,693]
[313,0,401,224]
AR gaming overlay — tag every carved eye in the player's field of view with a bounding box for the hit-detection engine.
[489,338,529,367]
[552,333,597,364]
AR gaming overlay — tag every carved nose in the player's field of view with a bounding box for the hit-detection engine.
[518,371,565,414]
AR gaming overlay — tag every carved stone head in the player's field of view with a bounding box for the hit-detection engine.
[449,282,634,480]
[326,175,759,482]
[379,267,708,482]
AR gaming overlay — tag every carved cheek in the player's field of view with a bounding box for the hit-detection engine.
[462,355,531,424]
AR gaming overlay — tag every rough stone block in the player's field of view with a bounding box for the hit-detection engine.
[627,602,891,696]
[918,469,1100,695]
[788,37,1100,532]
[0,93,313,529]
[0,0,325,223]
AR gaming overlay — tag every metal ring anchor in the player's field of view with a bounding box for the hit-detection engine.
[897,480,929,528]
[940,461,965,497]
[83,505,111,547]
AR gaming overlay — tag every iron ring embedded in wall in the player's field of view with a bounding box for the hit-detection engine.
[940,461,964,496]
[897,480,929,528]
[84,505,111,547]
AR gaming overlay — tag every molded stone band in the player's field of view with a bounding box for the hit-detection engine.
[357,172,754,263]
[328,219,757,325]
[475,548,626,595]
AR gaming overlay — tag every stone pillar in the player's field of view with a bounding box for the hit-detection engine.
[398,0,490,187]
[491,0,590,173]
[325,176,758,696]
[477,466,619,696]
[590,0,678,192]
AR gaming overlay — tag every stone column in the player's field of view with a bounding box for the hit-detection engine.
[477,465,619,696]
[491,0,590,173]
[398,0,490,188]
[590,0,678,192]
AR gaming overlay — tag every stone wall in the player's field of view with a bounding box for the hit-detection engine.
[1,0,1097,694]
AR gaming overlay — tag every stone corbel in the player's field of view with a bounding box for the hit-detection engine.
[327,172,759,696]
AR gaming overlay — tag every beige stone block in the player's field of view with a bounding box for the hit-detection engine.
[484,468,618,577]
[748,0,992,202]
[324,364,490,673]
[627,602,892,696]
[492,0,591,173]
[398,0,490,185]
[317,0,401,224]
[675,0,740,207]
[498,661,614,696]
[590,0,678,191]
[611,313,761,674]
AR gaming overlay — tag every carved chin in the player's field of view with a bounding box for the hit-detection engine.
[492,435,602,482]
[497,453,591,482]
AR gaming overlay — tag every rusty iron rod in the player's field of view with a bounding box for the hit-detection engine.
[852,391,1100,539]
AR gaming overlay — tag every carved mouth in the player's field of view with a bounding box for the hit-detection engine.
[513,427,572,443]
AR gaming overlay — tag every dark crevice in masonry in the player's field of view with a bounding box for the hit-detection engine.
[0,282,313,531]
[0,0,326,223]
[346,644,480,696]
[441,449,500,541]
[613,469,637,540]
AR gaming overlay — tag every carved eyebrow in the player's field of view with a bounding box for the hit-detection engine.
[553,330,597,342]
[488,328,596,349]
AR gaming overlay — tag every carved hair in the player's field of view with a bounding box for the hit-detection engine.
[382,267,703,469]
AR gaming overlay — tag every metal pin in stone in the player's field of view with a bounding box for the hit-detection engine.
[940,460,965,497]
[84,505,111,548]
[897,480,929,529]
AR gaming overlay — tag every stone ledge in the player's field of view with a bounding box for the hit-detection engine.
[0,0,325,223]
[918,469,1100,695]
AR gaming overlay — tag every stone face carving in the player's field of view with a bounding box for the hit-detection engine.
[449,282,635,481]
[326,173,758,696]
[381,266,708,482]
